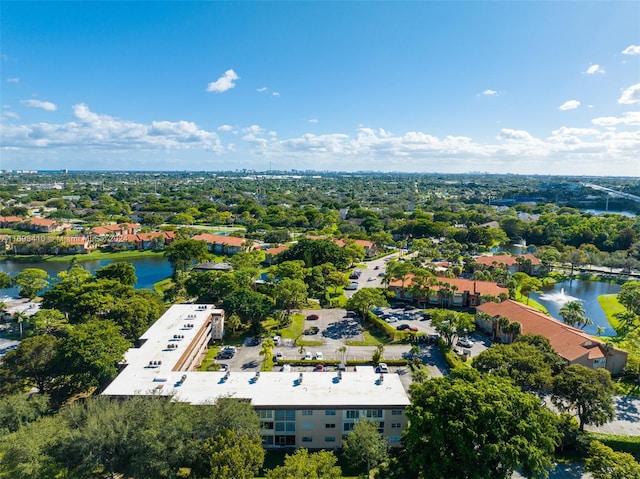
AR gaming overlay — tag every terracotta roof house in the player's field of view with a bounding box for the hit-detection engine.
[192,233,257,255]
[24,217,61,233]
[136,231,176,250]
[474,253,541,276]
[476,300,627,375]
[60,235,92,254]
[264,244,290,265]
[0,216,24,228]
[388,274,507,308]
[90,223,141,237]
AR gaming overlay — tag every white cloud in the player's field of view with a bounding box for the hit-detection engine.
[1,103,222,151]
[481,89,499,96]
[206,69,239,93]
[217,124,233,132]
[2,111,19,119]
[559,100,580,111]
[622,45,640,55]
[256,87,268,92]
[592,111,640,127]
[272,91,280,96]
[308,119,318,123]
[618,83,640,104]
[497,129,537,141]
[586,64,605,75]
[21,99,57,111]
[7,77,19,84]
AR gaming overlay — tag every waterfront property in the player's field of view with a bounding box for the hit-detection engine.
[102,304,409,448]
[476,300,628,375]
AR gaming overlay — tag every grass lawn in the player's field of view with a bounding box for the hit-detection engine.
[280,314,305,340]
[515,293,549,314]
[346,330,385,346]
[197,346,221,371]
[598,294,626,331]
[295,339,323,347]
[615,377,640,397]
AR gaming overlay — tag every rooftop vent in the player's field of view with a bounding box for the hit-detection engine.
[224,371,230,381]
[254,371,260,382]
[337,371,342,381]
[379,373,384,383]
[299,372,303,384]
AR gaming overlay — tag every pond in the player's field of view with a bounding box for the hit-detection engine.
[530,279,621,336]
[0,255,172,299]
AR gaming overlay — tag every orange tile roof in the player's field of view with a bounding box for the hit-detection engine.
[192,233,248,247]
[476,300,610,362]
[28,217,57,227]
[474,253,541,267]
[0,216,24,223]
[265,244,290,255]
[389,274,507,297]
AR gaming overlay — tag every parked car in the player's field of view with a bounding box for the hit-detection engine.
[303,352,312,360]
[376,363,389,373]
[306,314,319,320]
[218,363,228,371]
[304,326,319,335]
[367,277,375,282]
[275,353,284,362]
[403,305,415,311]
[314,364,325,372]
[273,335,281,345]
[345,310,357,317]
[396,323,411,331]
[217,351,234,359]
[374,265,380,270]
[457,337,474,348]
[345,282,358,290]
[313,352,324,360]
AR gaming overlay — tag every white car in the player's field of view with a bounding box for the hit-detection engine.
[314,352,324,360]
[457,337,474,348]
[275,353,284,361]
[303,353,312,360]
[376,363,389,373]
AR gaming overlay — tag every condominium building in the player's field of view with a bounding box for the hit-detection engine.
[102,304,410,448]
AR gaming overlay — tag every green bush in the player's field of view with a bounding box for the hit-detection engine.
[587,433,640,459]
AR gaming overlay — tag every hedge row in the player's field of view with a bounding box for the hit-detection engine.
[587,433,640,459]
[276,359,408,367]
[366,312,413,342]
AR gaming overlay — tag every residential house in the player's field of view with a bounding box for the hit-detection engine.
[476,300,627,375]
[90,223,141,237]
[192,233,257,255]
[60,235,92,254]
[23,217,61,233]
[264,244,290,265]
[388,275,507,308]
[474,253,541,276]
[0,216,24,228]
[136,231,176,250]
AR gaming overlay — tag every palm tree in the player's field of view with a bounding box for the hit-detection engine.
[13,311,28,339]
[558,301,591,329]
[259,338,275,362]
[336,346,348,364]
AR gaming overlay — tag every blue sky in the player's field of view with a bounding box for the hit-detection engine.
[1,1,639,175]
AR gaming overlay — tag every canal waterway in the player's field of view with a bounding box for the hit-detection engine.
[0,255,172,299]
[530,279,621,336]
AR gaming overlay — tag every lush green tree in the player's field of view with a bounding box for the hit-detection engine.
[1,335,60,393]
[430,309,475,348]
[514,334,566,375]
[205,429,264,479]
[278,238,351,269]
[0,415,69,479]
[0,393,50,436]
[273,277,308,313]
[404,374,560,479]
[164,238,210,276]
[265,448,342,479]
[326,270,349,294]
[60,320,131,390]
[0,271,12,290]
[28,308,70,336]
[346,288,389,320]
[618,281,640,316]
[552,364,615,431]
[270,260,310,282]
[94,261,137,286]
[342,419,389,473]
[558,300,592,329]
[518,275,542,305]
[184,270,236,303]
[12,268,50,299]
[222,288,273,332]
[585,440,640,479]
[106,290,165,340]
[385,260,413,298]
[472,342,553,393]
[226,312,242,334]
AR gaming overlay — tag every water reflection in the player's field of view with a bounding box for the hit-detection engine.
[531,280,621,336]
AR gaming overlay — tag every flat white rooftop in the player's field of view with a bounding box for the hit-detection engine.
[102,304,410,408]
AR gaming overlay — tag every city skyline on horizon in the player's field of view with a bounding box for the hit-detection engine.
[1,2,639,177]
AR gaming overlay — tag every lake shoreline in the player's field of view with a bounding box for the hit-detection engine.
[0,250,166,264]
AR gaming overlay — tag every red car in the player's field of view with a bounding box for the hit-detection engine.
[306,314,319,320]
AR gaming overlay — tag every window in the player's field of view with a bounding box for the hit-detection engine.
[325,409,336,416]
[325,423,336,429]
[346,410,360,419]
[392,410,403,415]
[261,421,274,430]
[377,422,385,433]
[390,436,401,443]
[275,410,295,421]
[302,436,313,443]
[325,436,336,443]
[593,358,606,369]
[392,423,402,429]
[258,410,273,419]
[302,410,313,416]
[366,409,383,418]
[262,435,274,445]
[343,423,355,432]
[302,423,314,430]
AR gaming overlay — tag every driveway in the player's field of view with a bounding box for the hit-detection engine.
[586,396,640,436]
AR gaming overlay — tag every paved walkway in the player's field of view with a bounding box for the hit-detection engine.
[586,396,640,436]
